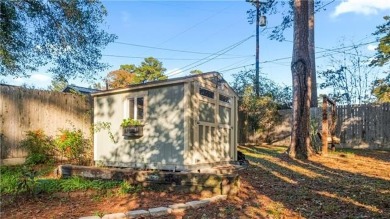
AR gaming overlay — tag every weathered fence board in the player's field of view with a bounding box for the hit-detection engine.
[239,103,390,149]
[0,84,93,164]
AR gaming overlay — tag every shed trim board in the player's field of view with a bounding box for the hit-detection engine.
[93,72,238,171]
[92,72,238,98]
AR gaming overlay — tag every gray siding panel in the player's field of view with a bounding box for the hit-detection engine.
[94,84,185,168]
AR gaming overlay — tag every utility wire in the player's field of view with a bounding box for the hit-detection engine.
[102,54,254,61]
[168,35,254,76]
[113,41,247,57]
[218,40,378,73]
[217,57,254,72]
[157,6,230,46]
[282,39,376,58]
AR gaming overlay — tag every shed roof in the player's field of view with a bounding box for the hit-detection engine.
[92,71,237,97]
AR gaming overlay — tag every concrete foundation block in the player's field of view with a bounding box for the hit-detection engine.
[186,200,210,209]
[126,210,150,218]
[148,207,172,217]
[168,203,189,212]
[203,195,227,203]
[79,216,101,219]
[101,213,126,219]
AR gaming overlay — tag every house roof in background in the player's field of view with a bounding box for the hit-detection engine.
[62,85,100,94]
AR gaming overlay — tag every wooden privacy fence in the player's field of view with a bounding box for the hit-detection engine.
[238,103,390,149]
[0,84,93,164]
[336,103,390,149]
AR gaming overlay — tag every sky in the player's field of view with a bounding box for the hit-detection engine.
[2,0,390,91]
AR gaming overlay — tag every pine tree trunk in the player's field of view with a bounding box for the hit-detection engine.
[309,0,318,107]
[289,0,313,159]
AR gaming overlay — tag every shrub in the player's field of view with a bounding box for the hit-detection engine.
[119,181,142,194]
[55,129,88,164]
[20,129,54,165]
[17,166,39,195]
[120,118,142,127]
[0,166,22,194]
[240,87,281,143]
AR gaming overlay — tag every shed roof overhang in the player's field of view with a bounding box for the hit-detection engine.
[91,72,238,98]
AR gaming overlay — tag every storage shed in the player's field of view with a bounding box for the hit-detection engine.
[92,72,238,171]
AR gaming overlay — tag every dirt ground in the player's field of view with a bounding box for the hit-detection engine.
[1,145,390,219]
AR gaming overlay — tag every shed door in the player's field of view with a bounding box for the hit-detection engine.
[196,86,234,163]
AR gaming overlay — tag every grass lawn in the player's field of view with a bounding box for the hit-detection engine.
[1,145,389,218]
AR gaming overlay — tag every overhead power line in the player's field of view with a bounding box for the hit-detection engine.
[218,63,256,73]
[168,35,255,76]
[113,41,247,57]
[157,5,230,46]
[218,40,378,73]
[102,54,254,61]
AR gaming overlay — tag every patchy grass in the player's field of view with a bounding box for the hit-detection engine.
[181,145,390,219]
[233,145,390,218]
[0,165,122,195]
[1,145,390,218]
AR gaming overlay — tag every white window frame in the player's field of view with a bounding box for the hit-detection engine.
[124,91,147,121]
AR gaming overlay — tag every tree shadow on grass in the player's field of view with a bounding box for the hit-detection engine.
[335,147,390,163]
[239,145,390,219]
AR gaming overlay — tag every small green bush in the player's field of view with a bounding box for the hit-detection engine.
[55,129,88,164]
[17,166,39,195]
[0,166,23,194]
[25,153,48,165]
[20,129,54,165]
[120,118,143,127]
[119,181,142,194]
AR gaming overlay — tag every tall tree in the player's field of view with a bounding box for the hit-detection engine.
[370,16,390,67]
[106,57,168,87]
[255,0,329,107]
[308,0,317,107]
[0,0,116,80]
[318,43,375,105]
[289,0,313,159]
[134,57,167,84]
[120,64,137,73]
[106,69,135,89]
[369,16,389,103]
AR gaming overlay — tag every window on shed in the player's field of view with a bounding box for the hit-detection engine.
[129,98,135,119]
[128,97,144,121]
[219,106,231,124]
[137,97,144,120]
[219,94,231,103]
[199,88,214,99]
[199,102,215,123]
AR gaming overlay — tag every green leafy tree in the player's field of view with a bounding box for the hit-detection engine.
[232,69,292,109]
[48,76,68,91]
[106,57,168,87]
[134,57,167,84]
[120,64,137,73]
[370,16,390,67]
[0,0,116,80]
[91,82,105,90]
[232,69,290,143]
[372,74,390,103]
[240,86,281,143]
[190,69,203,75]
